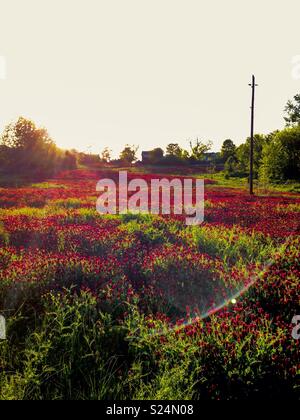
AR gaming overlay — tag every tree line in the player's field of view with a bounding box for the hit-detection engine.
[1,93,299,184]
[118,94,299,183]
[0,117,77,182]
[222,94,300,182]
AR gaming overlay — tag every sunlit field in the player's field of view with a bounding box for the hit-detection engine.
[0,168,299,400]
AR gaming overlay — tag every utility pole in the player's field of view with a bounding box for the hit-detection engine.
[249,75,257,195]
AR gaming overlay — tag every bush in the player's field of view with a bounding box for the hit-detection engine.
[0,117,77,182]
[260,126,300,182]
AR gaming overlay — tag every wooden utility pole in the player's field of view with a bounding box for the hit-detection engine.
[249,75,257,195]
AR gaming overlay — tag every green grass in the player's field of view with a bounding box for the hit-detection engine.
[0,167,299,400]
[195,171,300,194]
[49,198,95,209]
[1,283,296,400]
[183,224,275,265]
[31,182,68,189]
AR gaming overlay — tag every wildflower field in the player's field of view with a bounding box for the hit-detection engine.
[0,169,299,400]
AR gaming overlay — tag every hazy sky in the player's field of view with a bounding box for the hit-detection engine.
[0,0,300,157]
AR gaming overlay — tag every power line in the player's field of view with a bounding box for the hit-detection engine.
[248,75,258,195]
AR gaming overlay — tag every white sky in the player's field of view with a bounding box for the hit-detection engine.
[0,0,300,157]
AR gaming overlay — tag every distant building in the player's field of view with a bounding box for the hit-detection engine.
[202,152,219,162]
[142,148,164,164]
[142,151,152,163]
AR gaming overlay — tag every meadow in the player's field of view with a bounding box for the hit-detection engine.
[0,168,299,400]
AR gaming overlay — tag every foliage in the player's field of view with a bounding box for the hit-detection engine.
[284,93,300,127]
[100,147,112,163]
[120,145,139,165]
[235,134,267,177]
[224,156,239,177]
[0,117,77,181]
[189,139,212,161]
[260,126,300,182]
[221,139,236,162]
[0,169,299,399]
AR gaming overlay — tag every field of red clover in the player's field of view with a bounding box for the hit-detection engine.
[0,168,299,400]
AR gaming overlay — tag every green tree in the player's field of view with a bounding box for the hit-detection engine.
[0,117,60,178]
[221,139,236,162]
[166,143,184,158]
[236,134,267,177]
[224,155,239,177]
[189,139,212,161]
[120,145,139,165]
[260,126,300,181]
[164,143,190,165]
[284,94,300,127]
[101,147,112,163]
[1,117,53,149]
